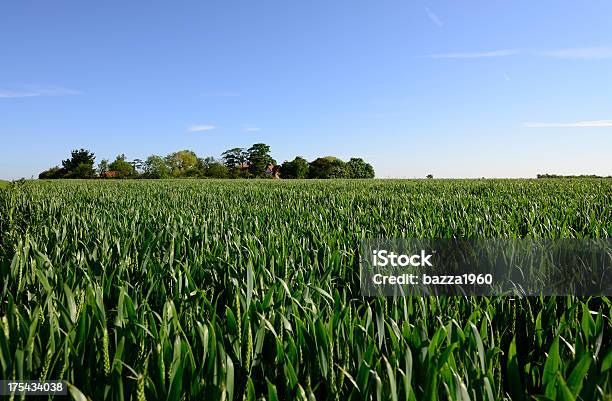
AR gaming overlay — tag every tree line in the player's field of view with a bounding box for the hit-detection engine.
[536,173,612,179]
[39,144,375,180]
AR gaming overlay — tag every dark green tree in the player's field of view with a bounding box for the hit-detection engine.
[308,156,348,179]
[38,166,65,179]
[206,161,229,178]
[193,157,209,177]
[247,143,275,177]
[72,163,96,179]
[280,156,309,179]
[221,148,246,168]
[196,156,228,178]
[346,157,375,178]
[61,149,96,178]
[109,154,136,178]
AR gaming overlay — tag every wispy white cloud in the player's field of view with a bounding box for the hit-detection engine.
[420,46,612,61]
[241,123,261,132]
[424,7,443,27]
[523,120,612,128]
[537,46,612,59]
[419,49,519,59]
[201,91,242,97]
[187,125,217,132]
[0,85,80,99]
[242,126,261,132]
[503,73,511,81]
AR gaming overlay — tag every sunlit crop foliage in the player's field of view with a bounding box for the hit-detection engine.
[0,179,611,400]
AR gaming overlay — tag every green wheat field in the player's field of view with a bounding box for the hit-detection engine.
[1,179,611,400]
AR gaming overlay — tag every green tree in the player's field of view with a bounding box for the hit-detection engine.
[97,159,110,175]
[194,157,209,177]
[206,161,229,178]
[143,155,171,178]
[73,163,97,179]
[346,157,375,178]
[247,143,275,177]
[38,166,65,179]
[165,150,198,177]
[221,148,247,169]
[61,149,96,178]
[197,156,229,178]
[308,156,348,179]
[280,156,309,179]
[109,154,136,178]
[221,148,251,178]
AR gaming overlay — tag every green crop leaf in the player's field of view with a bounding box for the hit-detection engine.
[543,336,560,397]
[226,354,234,401]
[67,383,91,401]
[246,261,254,310]
[267,380,280,401]
[404,345,413,400]
[453,372,471,401]
[383,356,398,401]
[470,322,486,372]
[506,336,525,401]
[601,348,612,373]
[566,353,591,395]
[556,372,576,401]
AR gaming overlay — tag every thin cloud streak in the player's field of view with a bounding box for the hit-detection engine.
[242,126,261,132]
[187,125,217,132]
[538,46,612,59]
[419,49,519,59]
[0,85,80,98]
[424,7,443,27]
[523,120,612,128]
[419,46,612,60]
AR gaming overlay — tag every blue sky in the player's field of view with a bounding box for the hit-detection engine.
[1,0,611,179]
